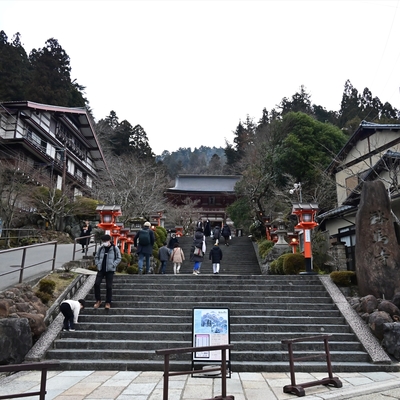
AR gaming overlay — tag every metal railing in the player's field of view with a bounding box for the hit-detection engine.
[281,334,343,397]
[0,241,58,284]
[0,361,60,400]
[72,234,97,260]
[155,344,234,400]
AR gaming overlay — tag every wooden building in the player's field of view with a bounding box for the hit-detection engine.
[165,174,241,223]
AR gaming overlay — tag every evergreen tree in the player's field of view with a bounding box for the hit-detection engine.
[0,31,30,101]
[278,85,313,116]
[26,38,86,107]
[129,124,154,160]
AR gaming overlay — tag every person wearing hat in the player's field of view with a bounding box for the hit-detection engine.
[134,221,155,274]
[93,234,122,309]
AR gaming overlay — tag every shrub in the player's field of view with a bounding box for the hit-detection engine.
[283,253,305,275]
[330,271,356,286]
[117,261,128,273]
[258,239,274,259]
[274,254,291,275]
[38,278,56,295]
[127,265,138,274]
[88,265,97,271]
[121,253,132,265]
[269,260,279,275]
[35,291,52,304]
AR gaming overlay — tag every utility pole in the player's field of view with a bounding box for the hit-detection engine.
[61,145,67,193]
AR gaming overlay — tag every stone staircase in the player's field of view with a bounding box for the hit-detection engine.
[45,237,397,373]
[171,235,261,275]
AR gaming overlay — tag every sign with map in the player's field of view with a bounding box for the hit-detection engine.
[192,308,230,362]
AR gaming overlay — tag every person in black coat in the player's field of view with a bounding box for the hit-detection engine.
[204,219,211,238]
[221,224,231,246]
[209,242,223,274]
[79,221,92,253]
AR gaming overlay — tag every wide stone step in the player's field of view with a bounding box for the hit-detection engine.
[81,300,339,310]
[45,348,370,363]
[94,289,329,298]
[53,339,364,352]
[52,358,393,373]
[78,315,345,325]
[113,275,320,283]
[73,322,352,333]
[57,330,358,342]
[82,308,342,317]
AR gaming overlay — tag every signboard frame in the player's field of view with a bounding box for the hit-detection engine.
[191,307,231,377]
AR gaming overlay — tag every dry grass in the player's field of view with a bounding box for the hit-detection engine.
[37,271,78,307]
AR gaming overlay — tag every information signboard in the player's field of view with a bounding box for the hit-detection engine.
[192,308,230,365]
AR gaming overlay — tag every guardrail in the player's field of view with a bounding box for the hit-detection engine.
[281,334,342,397]
[155,344,234,400]
[72,234,97,260]
[0,241,58,284]
[0,361,60,400]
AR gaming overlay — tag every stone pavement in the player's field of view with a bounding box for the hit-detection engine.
[1,369,400,400]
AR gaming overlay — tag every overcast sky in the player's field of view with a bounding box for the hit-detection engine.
[1,0,400,155]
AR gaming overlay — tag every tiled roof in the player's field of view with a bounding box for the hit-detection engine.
[317,205,356,220]
[168,175,242,192]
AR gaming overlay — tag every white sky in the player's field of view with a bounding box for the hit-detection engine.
[1,0,400,155]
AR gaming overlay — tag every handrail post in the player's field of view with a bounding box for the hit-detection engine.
[221,347,227,398]
[282,335,342,397]
[163,354,170,400]
[39,368,47,400]
[51,242,58,271]
[19,247,27,283]
[72,239,77,261]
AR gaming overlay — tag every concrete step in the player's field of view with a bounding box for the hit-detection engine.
[81,308,342,317]
[52,339,364,352]
[81,300,340,310]
[78,315,346,325]
[55,329,359,341]
[45,348,370,363]
[45,243,396,373]
[52,359,397,373]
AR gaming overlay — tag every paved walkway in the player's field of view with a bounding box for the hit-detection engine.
[1,369,400,399]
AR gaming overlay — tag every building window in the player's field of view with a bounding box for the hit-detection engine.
[345,174,359,197]
[26,128,47,153]
[209,197,215,205]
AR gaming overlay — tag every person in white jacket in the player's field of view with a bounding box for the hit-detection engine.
[60,299,86,331]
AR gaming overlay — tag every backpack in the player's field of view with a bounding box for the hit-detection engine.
[138,229,151,246]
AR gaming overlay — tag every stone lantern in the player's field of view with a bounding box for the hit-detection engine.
[291,202,319,274]
[96,205,122,235]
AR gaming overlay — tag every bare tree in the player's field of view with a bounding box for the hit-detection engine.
[93,154,170,224]
[164,198,201,235]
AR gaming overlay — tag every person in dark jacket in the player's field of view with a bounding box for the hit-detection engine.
[212,225,221,244]
[209,242,223,274]
[204,219,211,239]
[167,232,179,251]
[94,234,122,309]
[221,224,232,246]
[79,221,92,253]
[134,221,155,274]
[158,241,170,274]
[190,227,205,275]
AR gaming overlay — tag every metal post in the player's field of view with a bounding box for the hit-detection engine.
[221,348,227,398]
[51,242,57,271]
[19,248,27,283]
[39,368,47,400]
[163,354,169,400]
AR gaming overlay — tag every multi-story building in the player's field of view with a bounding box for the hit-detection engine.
[319,120,400,270]
[0,101,108,197]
